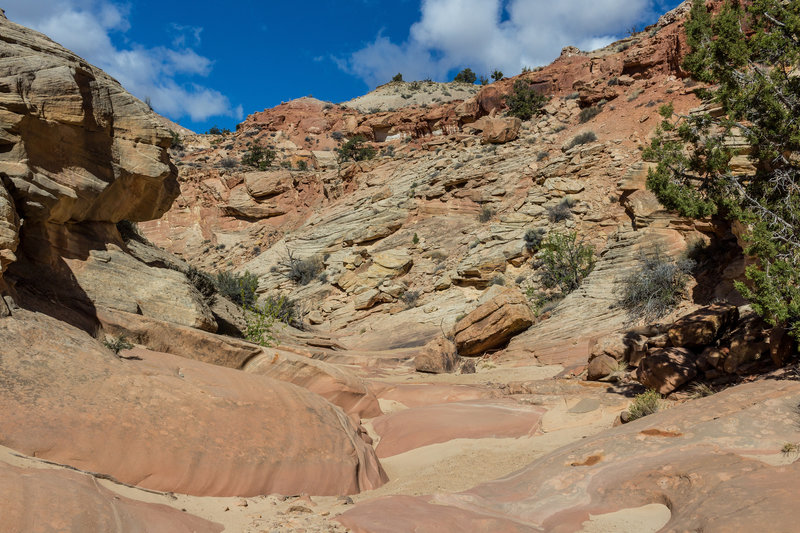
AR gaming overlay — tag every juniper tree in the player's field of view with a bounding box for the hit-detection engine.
[645,0,800,342]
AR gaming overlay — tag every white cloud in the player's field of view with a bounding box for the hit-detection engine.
[3,0,240,123]
[342,0,660,87]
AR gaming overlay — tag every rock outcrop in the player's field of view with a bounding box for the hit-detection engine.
[0,461,223,533]
[0,310,387,497]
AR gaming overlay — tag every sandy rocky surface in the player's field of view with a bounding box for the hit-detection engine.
[2,1,800,532]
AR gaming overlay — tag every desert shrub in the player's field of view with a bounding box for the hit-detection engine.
[454,68,477,84]
[220,157,238,169]
[392,73,403,82]
[400,290,421,309]
[169,130,182,149]
[243,302,277,347]
[331,131,344,141]
[524,227,546,252]
[337,135,376,163]
[186,266,216,304]
[617,247,695,322]
[578,106,602,123]
[627,389,661,421]
[490,275,506,286]
[538,231,596,296]
[546,198,574,223]
[261,293,301,328]
[104,335,134,355]
[116,220,146,243]
[536,151,549,161]
[216,270,259,308]
[505,80,548,121]
[242,146,276,170]
[565,131,597,150]
[280,250,324,286]
[296,160,308,171]
[478,205,495,223]
[491,69,503,82]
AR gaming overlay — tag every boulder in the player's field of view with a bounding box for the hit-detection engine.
[586,353,619,381]
[244,169,294,198]
[0,462,223,533]
[636,347,697,394]
[667,304,740,348]
[0,310,387,497]
[415,336,459,374]
[453,288,534,356]
[770,326,797,367]
[481,117,522,144]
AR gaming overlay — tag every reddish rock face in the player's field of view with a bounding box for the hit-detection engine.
[0,310,387,497]
[0,462,223,533]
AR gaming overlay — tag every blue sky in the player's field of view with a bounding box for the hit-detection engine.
[4,0,683,133]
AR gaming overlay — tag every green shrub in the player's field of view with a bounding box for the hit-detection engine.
[104,335,134,355]
[216,271,259,308]
[243,302,277,347]
[453,68,477,84]
[627,389,661,421]
[505,80,548,121]
[524,227,546,252]
[491,69,503,82]
[578,106,602,123]
[566,131,597,150]
[337,135,376,163]
[392,73,403,82]
[168,130,182,149]
[296,160,308,171]
[260,293,301,329]
[242,146,276,170]
[538,231,596,296]
[220,157,238,169]
[617,247,695,322]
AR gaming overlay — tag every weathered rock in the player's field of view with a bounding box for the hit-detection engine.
[0,15,178,225]
[0,461,223,533]
[453,288,534,356]
[586,353,619,381]
[245,169,294,198]
[636,347,697,394]
[721,313,769,374]
[0,182,18,276]
[590,333,627,362]
[667,304,740,348]
[0,310,387,497]
[415,336,459,374]
[480,117,522,144]
[770,326,797,367]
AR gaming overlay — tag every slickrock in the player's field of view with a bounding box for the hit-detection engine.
[0,462,223,533]
[372,399,545,458]
[0,310,387,497]
[340,380,800,532]
[0,182,18,278]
